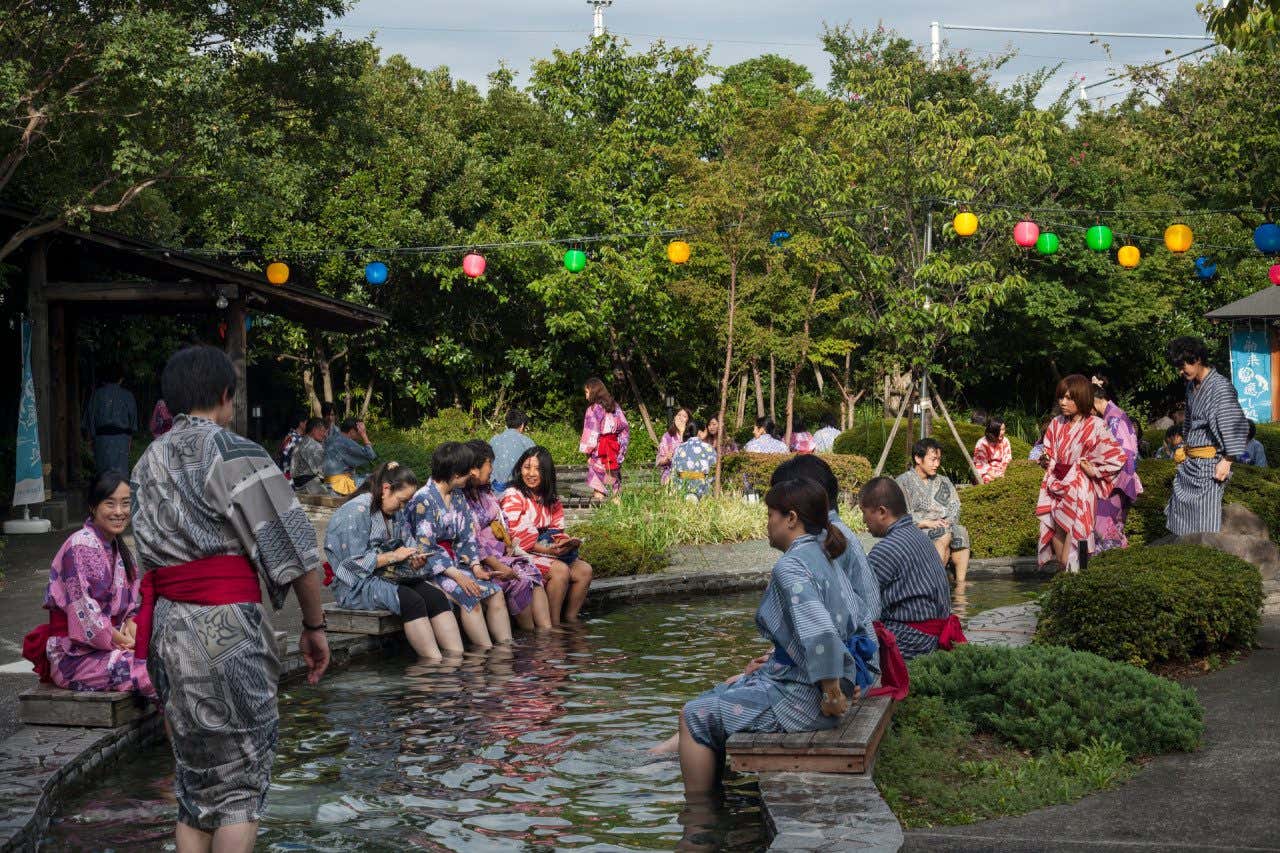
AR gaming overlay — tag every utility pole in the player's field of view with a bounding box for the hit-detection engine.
[930,21,941,68]
[588,0,613,38]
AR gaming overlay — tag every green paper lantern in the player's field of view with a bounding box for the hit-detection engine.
[1086,225,1113,252]
[1035,232,1060,256]
[563,248,587,273]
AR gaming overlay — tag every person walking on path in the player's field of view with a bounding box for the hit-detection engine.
[82,366,138,476]
[130,345,330,853]
[579,377,630,501]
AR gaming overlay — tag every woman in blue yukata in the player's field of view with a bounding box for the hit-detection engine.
[324,462,465,660]
[651,478,875,795]
[672,418,717,499]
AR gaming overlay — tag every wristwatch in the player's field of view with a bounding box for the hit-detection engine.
[302,619,327,632]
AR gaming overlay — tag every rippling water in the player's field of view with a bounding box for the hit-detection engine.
[43,579,1039,852]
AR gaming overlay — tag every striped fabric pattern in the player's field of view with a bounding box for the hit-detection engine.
[867,517,952,660]
[1035,416,1126,572]
[1166,369,1250,535]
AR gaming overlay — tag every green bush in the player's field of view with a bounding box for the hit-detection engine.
[573,522,668,578]
[576,488,766,555]
[1036,544,1262,668]
[1141,426,1169,457]
[907,643,1204,757]
[1130,458,1280,547]
[832,419,1030,482]
[958,460,1044,558]
[719,451,872,497]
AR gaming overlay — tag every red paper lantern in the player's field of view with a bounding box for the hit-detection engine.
[1271,264,1280,286]
[462,252,486,278]
[1013,220,1040,248]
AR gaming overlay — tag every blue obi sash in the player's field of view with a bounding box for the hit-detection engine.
[773,633,878,691]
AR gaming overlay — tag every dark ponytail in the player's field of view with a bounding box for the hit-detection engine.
[363,461,420,515]
[764,478,847,560]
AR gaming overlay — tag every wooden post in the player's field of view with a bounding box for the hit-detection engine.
[874,387,913,477]
[66,310,82,486]
[26,238,52,466]
[49,303,67,490]
[934,394,981,483]
[225,297,248,436]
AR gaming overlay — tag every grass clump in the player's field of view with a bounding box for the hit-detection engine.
[720,452,872,498]
[576,488,766,557]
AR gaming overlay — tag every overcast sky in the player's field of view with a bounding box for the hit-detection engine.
[326,1,1215,108]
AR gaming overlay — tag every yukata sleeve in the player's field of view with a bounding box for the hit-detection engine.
[1085,419,1126,498]
[973,441,993,483]
[500,492,539,552]
[324,506,379,587]
[51,544,116,651]
[550,500,566,531]
[452,499,482,569]
[406,500,453,578]
[579,407,600,455]
[866,544,896,589]
[1213,381,1250,459]
[772,554,845,685]
[941,477,961,523]
[617,409,631,464]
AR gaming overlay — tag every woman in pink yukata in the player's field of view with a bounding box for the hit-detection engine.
[22,472,156,699]
[580,377,630,501]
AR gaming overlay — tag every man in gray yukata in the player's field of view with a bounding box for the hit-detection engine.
[82,368,138,476]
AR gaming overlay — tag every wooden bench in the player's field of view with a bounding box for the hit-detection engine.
[725,695,895,775]
[19,683,156,729]
[323,604,403,635]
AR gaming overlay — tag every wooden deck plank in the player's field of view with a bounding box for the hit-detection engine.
[19,683,155,728]
[725,695,895,774]
[323,604,403,635]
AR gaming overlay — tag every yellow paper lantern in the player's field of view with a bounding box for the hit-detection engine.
[667,240,692,264]
[1164,223,1193,254]
[266,262,290,286]
[1117,245,1141,268]
[953,211,978,237]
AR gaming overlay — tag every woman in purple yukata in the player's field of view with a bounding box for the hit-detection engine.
[580,377,630,501]
[655,408,691,486]
[1091,379,1143,553]
[463,440,553,631]
[22,472,156,699]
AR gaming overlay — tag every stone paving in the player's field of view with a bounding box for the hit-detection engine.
[759,774,904,852]
[964,601,1040,648]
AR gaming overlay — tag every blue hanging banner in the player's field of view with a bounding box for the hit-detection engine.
[13,318,45,506]
[1230,326,1273,425]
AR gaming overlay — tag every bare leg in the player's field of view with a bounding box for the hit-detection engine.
[402,616,443,661]
[678,712,719,796]
[650,732,680,755]
[484,594,513,644]
[457,605,493,648]
[951,547,970,587]
[932,530,952,567]
[544,561,570,626]
[514,607,535,632]
[1052,527,1071,569]
[210,823,257,853]
[528,586,553,630]
[430,611,465,655]
[175,824,212,853]
[563,560,593,622]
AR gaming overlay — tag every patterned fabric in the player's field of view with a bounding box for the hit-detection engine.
[83,382,138,434]
[895,470,969,551]
[813,426,841,453]
[466,488,544,615]
[829,510,880,628]
[1093,402,1144,554]
[655,431,681,485]
[973,436,1012,483]
[41,521,154,697]
[672,436,717,498]
[744,435,789,454]
[289,436,325,491]
[131,413,319,831]
[489,429,535,487]
[322,431,375,477]
[867,517,952,660]
[580,403,630,495]
[278,430,302,479]
[323,492,404,614]
[1035,415,1125,571]
[1166,369,1250,535]
[499,488,566,576]
[150,400,174,438]
[790,431,816,453]
[683,534,870,753]
[402,481,500,610]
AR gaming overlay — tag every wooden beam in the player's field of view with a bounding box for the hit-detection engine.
[50,304,67,490]
[44,280,231,304]
[66,310,82,487]
[27,239,52,468]
[225,298,248,436]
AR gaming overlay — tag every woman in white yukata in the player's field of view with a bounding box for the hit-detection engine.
[652,478,875,795]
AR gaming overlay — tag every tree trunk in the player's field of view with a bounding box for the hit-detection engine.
[303,364,320,415]
[491,386,507,423]
[751,360,765,417]
[735,373,748,430]
[342,359,353,417]
[714,258,739,497]
[768,353,777,422]
[359,377,375,421]
[784,368,798,447]
[813,364,824,394]
[637,348,667,404]
[318,345,335,407]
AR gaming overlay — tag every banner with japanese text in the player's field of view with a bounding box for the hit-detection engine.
[1229,326,1272,424]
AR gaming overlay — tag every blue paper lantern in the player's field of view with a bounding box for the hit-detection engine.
[1255,223,1280,255]
[769,230,792,247]
[365,261,389,285]
[1194,256,1217,280]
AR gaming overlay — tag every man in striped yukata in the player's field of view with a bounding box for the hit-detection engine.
[860,477,957,661]
[1164,337,1250,536]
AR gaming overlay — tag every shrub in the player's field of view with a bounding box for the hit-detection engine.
[958,460,1044,558]
[907,643,1204,757]
[832,419,1030,482]
[1130,458,1280,547]
[719,451,872,497]
[573,488,766,557]
[1035,544,1262,668]
[573,522,668,578]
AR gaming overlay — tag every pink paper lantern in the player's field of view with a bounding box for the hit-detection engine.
[462,252,486,279]
[1013,220,1040,248]
[1271,264,1280,286]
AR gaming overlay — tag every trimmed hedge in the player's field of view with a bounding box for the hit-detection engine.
[958,460,1044,558]
[832,418,1031,482]
[572,522,669,578]
[907,643,1204,757]
[1036,544,1262,668]
[719,451,873,496]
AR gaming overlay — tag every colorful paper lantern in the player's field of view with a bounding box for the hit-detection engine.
[1117,245,1141,268]
[266,262,289,285]
[364,261,388,285]
[1013,220,1040,248]
[1086,225,1114,252]
[462,253,486,278]
[1256,223,1280,254]
[667,240,691,264]
[953,211,978,237]
[563,248,587,273]
[1271,264,1280,286]
[1195,256,1217,280]
[1164,223,1193,254]
[1035,232,1060,256]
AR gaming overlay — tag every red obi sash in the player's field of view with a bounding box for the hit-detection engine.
[22,610,70,683]
[135,555,261,661]
[439,540,455,560]
[867,621,910,701]
[597,433,621,471]
[906,614,968,649]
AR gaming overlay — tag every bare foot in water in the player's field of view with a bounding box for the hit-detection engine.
[648,733,680,755]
